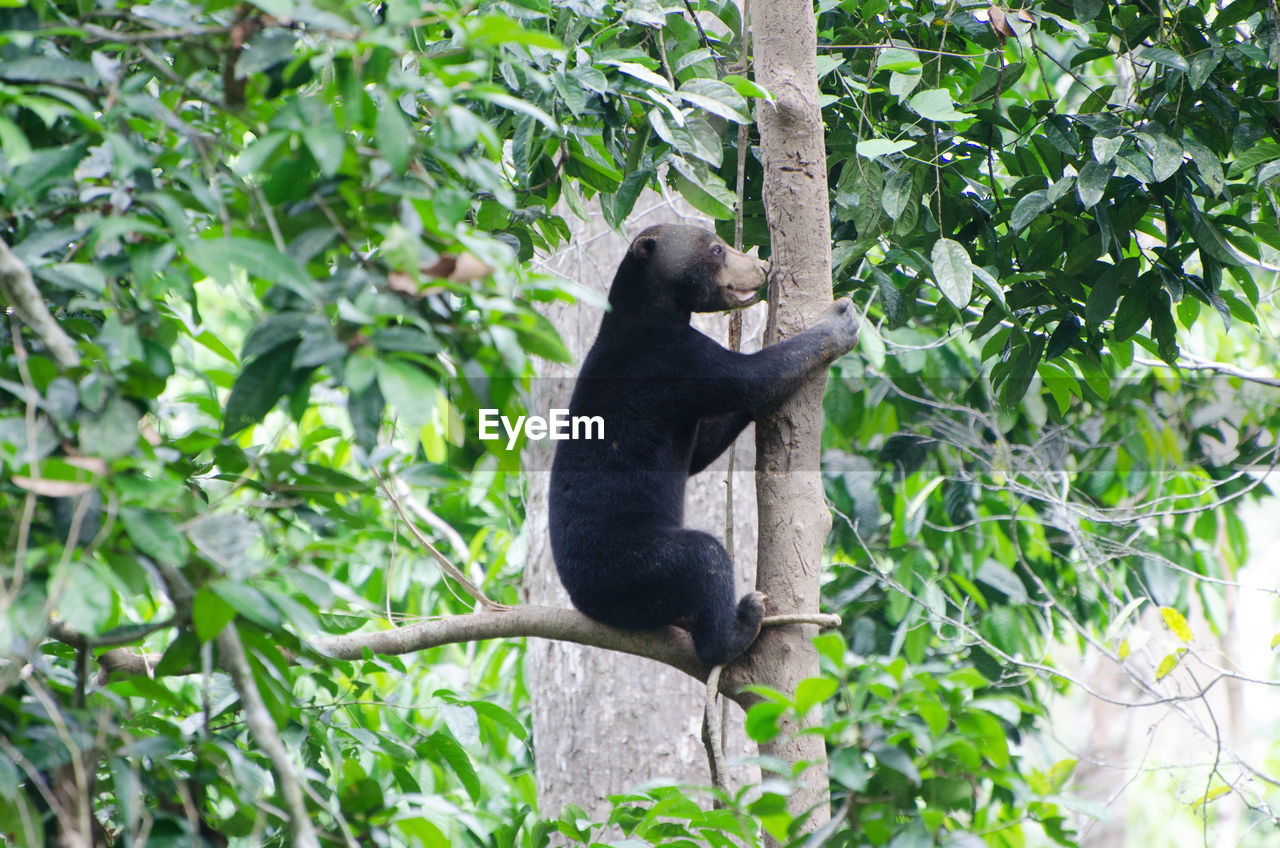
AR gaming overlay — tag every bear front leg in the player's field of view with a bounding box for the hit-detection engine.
[684,298,860,417]
[688,411,754,475]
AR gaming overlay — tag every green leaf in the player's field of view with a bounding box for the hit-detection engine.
[601,59,671,90]
[573,65,608,95]
[0,116,33,166]
[1113,286,1149,342]
[187,238,314,300]
[1010,189,1051,233]
[793,677,838,715]
[212,581,281,630]
[1160,607,1193,643]
[1092,135,1124,164]
[78,395,140,459]
[889,70,920,100]
[1228,140,1280,177]
[970,62,1026,102]
[870,743,920,785]
[931,238,973,307]
[972,266,1007,309]
[510,312,573,362]
[679,78,750,123]
[1084,259,1136,328]
[552,71,586,117]
[907,88,971,122]
[1076,160,1112,208]
[881,171,913,219]
[1038,360,1080,414]
[1188,49,1221,89]
[234,131,289,176]
[155,631,199,677]
[1140,46,1189,72]
[855,138,915,159]
[998,334,1044,406]
[1045,315,1080,359]
[304,110,345,177]
[1074,0,1102,20]
[1149,289,1180,364]
[470,89,560,132]
[873,266,909,328]
[1145,134,1183,182]
[876,47,922,73]
[1190,213,1239,264]
[376,359,437,430]
[975,560,1028,603]
[194,587,237,641]
[122,507,188,565]
[224,338,300,435]
[744,701,786,742]
[426,731,481,801]
[468,14,563,49]
[669,160,735,220]
[375,104,412,173]
[722,74,773,103]
[241,313,312,362]
[470,701,529,741]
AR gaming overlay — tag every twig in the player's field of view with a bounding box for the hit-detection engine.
[701,663,728,798]
[379,478,510,611]
[80,22,234,43]
[762,612,841,629]
[681,0,726,74]
[1133,356,1280,388]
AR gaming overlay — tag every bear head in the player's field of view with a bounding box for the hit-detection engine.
[610,224,769,316]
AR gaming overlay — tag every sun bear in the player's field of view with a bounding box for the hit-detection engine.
[548,224,860,666]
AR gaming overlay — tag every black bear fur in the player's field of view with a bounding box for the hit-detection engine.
[549,224,860,666]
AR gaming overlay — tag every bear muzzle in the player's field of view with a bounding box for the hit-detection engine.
[716,250,769,310]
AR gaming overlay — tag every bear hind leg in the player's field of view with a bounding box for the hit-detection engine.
[669,530,764,666]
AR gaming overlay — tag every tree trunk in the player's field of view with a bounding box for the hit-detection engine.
[745,0,834,837]
[524,194,765,822]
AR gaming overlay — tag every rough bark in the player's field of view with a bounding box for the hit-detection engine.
[747,0,834,837]
[524,195,765,821]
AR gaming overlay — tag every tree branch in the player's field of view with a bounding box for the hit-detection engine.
[75,606,839,706]
[216,625,321,848]
[1134,356,1280,388]
[0,236,81,370]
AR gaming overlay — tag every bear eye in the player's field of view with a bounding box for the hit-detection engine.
[711,244,725,258]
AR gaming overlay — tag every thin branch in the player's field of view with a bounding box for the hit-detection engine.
[80,22,235,43]
[0,236,81,369]
[215,625,320,848]
[379,477,510,611]
[1134,356,1280,388]
[681,0,726,74]
[701,663,728,797]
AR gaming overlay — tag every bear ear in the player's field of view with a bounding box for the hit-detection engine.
[631,235,657,260]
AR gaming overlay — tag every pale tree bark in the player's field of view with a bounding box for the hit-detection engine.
[743,0,835,837]
[1074,649,1133,848]
[524,193,766,821]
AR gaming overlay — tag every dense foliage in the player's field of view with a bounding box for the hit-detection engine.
[1,0,1277,846]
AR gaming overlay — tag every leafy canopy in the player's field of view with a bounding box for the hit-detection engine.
[2,0,1279,846]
